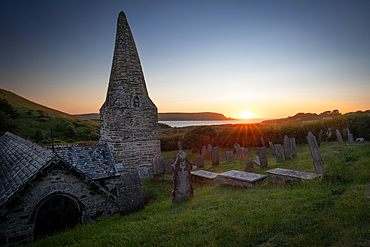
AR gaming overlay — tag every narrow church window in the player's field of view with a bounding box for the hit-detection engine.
[134,96,140,107]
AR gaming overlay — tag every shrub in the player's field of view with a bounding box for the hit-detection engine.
[180,126,217,153]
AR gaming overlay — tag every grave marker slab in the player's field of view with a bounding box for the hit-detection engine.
[254,156,260,166]
[307,132,325,174]
[201,145,207,156]
[215,170,267,188]
[336,130,345,148]
[153,154,165,175]
[207,144,212,156]
[172,150,193,204]
[226,151,233,163]
[274,144,283,163]
[212,146,219,166]
[266,168,321,183]
[191,170,218,183]
[269,141,276,156]
[283,135,291,160]
[197,155,204,168]
[137,167,150,179]
[290,137,297,157]
[259,146,268,168]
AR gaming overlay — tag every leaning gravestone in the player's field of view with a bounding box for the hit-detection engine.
[261,136,266,147]
[318,130,323,147]
[153,154,165,175]
[207,144,212,156]
[290,138,297,157]
[274,144,283,163]
[259,146,268,168]
[178,141,182,150]
[172,150,193,204]
[269,141,276,156]
[201,145,207,156]
[283,135,291,160]
[336,130,345,148]
[234,143,240,153]
[197,155,204,168]
[226,151,233,163]
[212,146,220,166]
[307,132,325,174]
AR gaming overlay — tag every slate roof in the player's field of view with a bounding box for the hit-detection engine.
[0,132,55,207]
[55,144,120,180]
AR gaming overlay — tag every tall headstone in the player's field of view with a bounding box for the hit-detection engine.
[100,12,160,175]
[347,128,353,145]
[261,136,266,147]
[283,135,291,160]
[226,151,233,163]
[233,143,240,153]
[235,145,242,161]
[197,155,204,168]
[269,141,276,156]
[178,141,182,150]
[274,144,283,163]
[318,130,323,147]
[207,144,212,156]
[211,146,220,166]
[259,146,268,168]
[172,151,193,204]
[201,145,207,156]
[336,130,345,148]
[307,132,325,174]
[153,154,165,175]
[290,138,297,157]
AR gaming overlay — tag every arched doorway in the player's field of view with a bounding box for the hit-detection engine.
[34,194,82,239]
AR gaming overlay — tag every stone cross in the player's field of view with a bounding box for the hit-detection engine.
[259,146,268,168]
[153,154,165,175]
[283,135,291,160]
[201,145,207,156]
[318,130,323,147]
[269,141,275,156]
[261,136,266,147]
[307,132,325,174]
[196,155,204,168]
[336,130,345,148]
[274,144,283,163]
[207,144,212,156]
[177,141,182,150]
[211,146,220,166]
[290,137,297,157]
[172,150,193,204]
[226,151,233,163]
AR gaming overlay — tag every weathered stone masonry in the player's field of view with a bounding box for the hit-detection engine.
[100,11,160,175]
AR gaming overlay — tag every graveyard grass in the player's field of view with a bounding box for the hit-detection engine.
[29,142,370,246]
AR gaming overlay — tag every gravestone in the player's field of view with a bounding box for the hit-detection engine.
[197,155,204,168]
[137,167,150,179]
[259,146,268,168]
[207,144,212,156]
[347,128,353,145]
[307,132,325,174]
[233,143,240,153]
[201,145,207,156]
[318,130,323,147]
[172,150,193,204]
[177,141,182,150]
[153,154,165,175]
[269,141,275,156]
[261,136,266,147]
[283,135,291,160]
[254,156,260,166]
[290,138,297,157]
[240,147,245,157]
[274,144,283,163]
[244,151,254,170]
[236,146,243,161]
[211,146,219,166]
[164,156,176,173]
[226,151,233,162]
[336,130,345,148]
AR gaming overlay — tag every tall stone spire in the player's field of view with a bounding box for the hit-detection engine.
[100,11,160,175]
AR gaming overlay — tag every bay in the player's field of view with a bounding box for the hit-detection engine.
[159,118,271,128]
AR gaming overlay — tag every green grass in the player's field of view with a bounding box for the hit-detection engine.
[28,141,370,246]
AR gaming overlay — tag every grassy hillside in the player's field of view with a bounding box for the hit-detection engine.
[29,142,370,246]
[0,89,100,144]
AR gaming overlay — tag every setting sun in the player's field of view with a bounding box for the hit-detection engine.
[239,111,253,119]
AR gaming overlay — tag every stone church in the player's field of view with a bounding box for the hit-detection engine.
[0,11,160,245]
[100,11,161,176]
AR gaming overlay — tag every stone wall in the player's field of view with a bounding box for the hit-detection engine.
[0,166,119,246]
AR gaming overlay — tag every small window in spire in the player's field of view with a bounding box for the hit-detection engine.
[134,96,141,107]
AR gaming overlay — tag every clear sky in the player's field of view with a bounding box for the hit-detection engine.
[1,0,369,119]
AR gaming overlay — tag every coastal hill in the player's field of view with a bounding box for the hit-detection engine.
[75,112,236,121]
